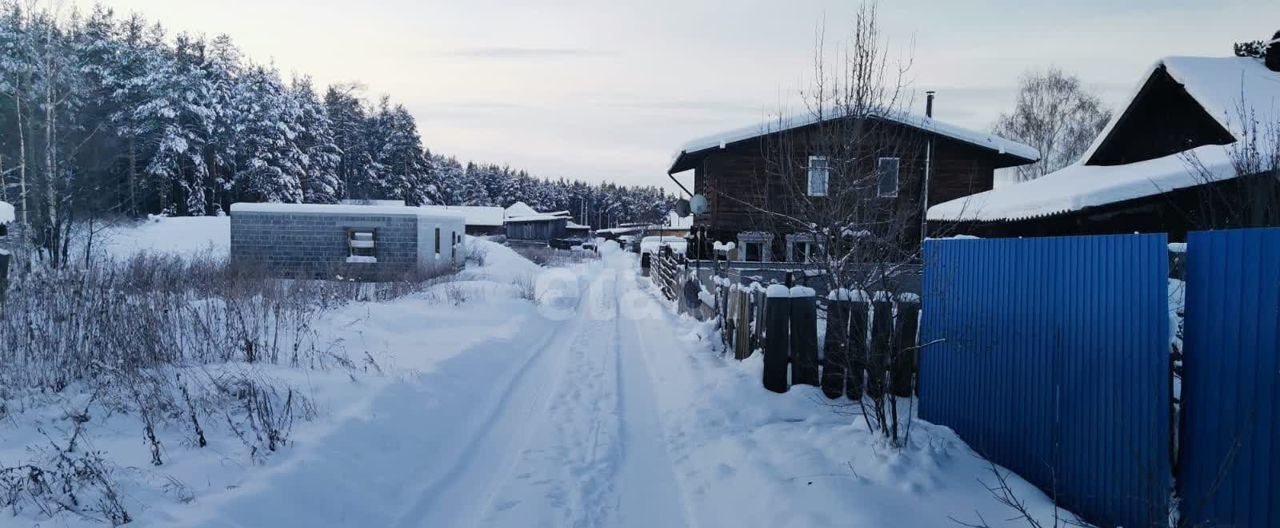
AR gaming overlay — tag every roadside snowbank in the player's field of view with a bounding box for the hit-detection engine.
[621,254,1082,527]
[0,228,546,527]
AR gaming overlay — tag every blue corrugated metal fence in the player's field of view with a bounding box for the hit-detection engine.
[919,234,1171,528]
[1180,228,1280,527]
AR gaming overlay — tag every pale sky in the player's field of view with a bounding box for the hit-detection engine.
[77,1,1279,193]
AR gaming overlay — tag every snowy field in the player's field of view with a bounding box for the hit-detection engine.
[1,217,1077,527]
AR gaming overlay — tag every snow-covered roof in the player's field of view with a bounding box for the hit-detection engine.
[504,202,539,218]
[929,56,1280,223]
[230,202,465,221]
[504,213,569,223]
[668,110,1040,174]
[565,221,590,230]
[418,205,505,226]
[0,201,12,224]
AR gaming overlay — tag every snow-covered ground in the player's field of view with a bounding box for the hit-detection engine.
[80,215,232,260]
[2,217,1077,527]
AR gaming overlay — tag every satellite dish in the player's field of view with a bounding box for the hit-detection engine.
[690,194,710,215]
[674,199,691,217]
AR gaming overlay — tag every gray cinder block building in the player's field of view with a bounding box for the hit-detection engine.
[230,203,466,280]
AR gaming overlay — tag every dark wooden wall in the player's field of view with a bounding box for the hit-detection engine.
[506,218,569,243]
[692,119,1004,258]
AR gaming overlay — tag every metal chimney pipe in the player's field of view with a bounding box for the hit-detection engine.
[925,91,936,118]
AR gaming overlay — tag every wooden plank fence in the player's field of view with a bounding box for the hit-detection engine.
[649,253,923,398]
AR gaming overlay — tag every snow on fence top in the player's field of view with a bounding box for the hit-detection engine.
[0,201,13,224]
[929,56,1280,223]
[230,202,465,221]
[418,205,505,226]
[668,109,1040,173]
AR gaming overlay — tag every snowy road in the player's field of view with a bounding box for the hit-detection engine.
[155,253,696,528]
[140,245,1068,528]
[394,265,691,528]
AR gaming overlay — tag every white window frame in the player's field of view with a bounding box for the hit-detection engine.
[347,228,377,262]
[877,157,900,198]
[807,155,829,197]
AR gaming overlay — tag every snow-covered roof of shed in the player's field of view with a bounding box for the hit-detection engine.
[668,110,1040,174]
[418,205,505,226]
[929,56,1280,223]
[0,201,12,224]
[504,202,539,218]
[230,202,465,221]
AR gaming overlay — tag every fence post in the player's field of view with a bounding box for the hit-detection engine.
[735,289,753,360]
[822,291,851,399]
[790,287,819,387]
[763,285,791,393]
[867,291,893,400]
[891,294,921,398]
[846,291,870,400]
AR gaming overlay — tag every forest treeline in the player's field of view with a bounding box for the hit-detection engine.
[0,3,673,263]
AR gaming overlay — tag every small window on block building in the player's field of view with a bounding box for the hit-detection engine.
[347,229,377,263]
[744,242,763,262]
[807,156,829,197]
[877,157,900,198]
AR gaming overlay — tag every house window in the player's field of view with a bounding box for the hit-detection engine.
[347,229,377,263]
[807,155,829,197]
[744,242,763,262]
[794,242,813,262]
[877,157,900,197]
[434,227,441,256]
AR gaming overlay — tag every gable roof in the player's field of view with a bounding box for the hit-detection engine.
[504,201,539,218]
[928,56,1280,223]
[668,110,1040,174]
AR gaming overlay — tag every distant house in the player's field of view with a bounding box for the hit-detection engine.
[668,109,1038,262]
[230,203,466,280]
[928,56,1280,241]
[418,205,505,236]
[503,202,592,247]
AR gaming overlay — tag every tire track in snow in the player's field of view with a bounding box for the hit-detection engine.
[389,274,597,528]
[475,267,626,528]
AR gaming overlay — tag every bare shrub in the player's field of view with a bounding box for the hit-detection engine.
[467,243,489,267]
[218,373,315,462]
[511,274,537,301]
[0,436,132,525]
[0,245,418,524]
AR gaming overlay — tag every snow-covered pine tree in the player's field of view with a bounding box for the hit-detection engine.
[291,76,342,203]
[201,34,244,213]
[324,83,376,200]
[367,98,434,205]
[133,30,212,215]
[229,65,304,203]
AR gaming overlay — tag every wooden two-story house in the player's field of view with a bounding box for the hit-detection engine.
[667,107,1039,263]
